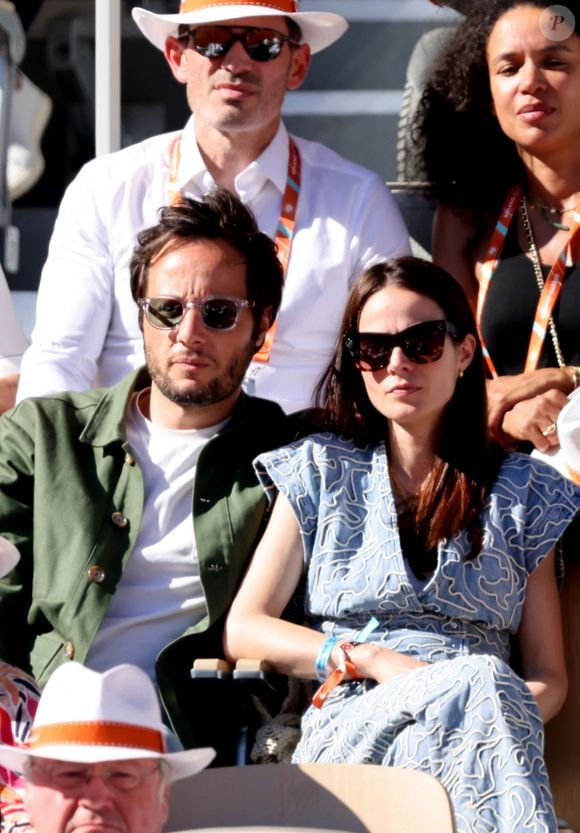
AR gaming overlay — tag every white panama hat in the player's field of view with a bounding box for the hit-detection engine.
[0,662,215,780]
[0,536,19,579]
[131,0,348,55]
[532,387,580,484]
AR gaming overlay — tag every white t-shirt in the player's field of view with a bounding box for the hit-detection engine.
[85,391,226,681]
[17,117,410,412]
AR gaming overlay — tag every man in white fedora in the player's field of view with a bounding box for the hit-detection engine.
[16,0,410,413]
[0,662,214,833]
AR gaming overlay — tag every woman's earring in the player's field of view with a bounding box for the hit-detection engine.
[458,369,465,379]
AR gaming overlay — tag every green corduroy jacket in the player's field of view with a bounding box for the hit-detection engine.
[0,368,300,746]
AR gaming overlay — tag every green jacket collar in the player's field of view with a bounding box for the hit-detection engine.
[79,367,275,448]
[79,368,149,447]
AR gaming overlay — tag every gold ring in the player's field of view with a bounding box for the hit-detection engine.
[541,423,557,438]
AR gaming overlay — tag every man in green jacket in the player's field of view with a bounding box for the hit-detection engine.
[0,189,299,755]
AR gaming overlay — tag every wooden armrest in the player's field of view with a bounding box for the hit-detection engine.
[190,658,233,680]
[234,659,275,675]
[233,659,286,693]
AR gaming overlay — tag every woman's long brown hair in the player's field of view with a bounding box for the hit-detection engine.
[315,257,503,557]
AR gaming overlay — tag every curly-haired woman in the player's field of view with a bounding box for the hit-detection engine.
[416,0,580,453]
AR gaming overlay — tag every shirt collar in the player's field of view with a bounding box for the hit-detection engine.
[178,116,290,197]
[244,121,289,196]
[178,116,212,194]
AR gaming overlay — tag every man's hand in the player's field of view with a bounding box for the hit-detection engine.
[0,375,19,415]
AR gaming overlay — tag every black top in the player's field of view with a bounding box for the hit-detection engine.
[480,222,580,376]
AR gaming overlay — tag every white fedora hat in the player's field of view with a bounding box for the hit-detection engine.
[0,536,19,579]
[532,388,580,484]
[0,662,215,780]
[132,0,348,55]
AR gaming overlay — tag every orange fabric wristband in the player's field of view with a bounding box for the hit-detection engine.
[312,641,362,709]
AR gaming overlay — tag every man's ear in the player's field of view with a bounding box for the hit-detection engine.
[287,44,310,91]
[164,36,189,84]
[254,307,274,349]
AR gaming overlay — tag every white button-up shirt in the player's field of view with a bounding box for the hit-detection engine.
[18,117,410,412]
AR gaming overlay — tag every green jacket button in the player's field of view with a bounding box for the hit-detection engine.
[87,565,106,583]
[111,511,129,528]
[63,641,75,659]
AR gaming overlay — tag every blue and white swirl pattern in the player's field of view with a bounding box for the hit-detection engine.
[254,434,580,833]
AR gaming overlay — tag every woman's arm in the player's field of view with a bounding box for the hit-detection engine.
[434,206,573,448]
[518,550,568,723]
[224,493,426,683]
[224,492,333,678]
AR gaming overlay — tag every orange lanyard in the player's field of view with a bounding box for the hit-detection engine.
[167,134,301,364]
[478,186,580,377]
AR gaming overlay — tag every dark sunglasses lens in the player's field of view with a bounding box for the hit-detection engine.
[245,30,284,61]
[191,27,284,62]
[201,299,239,329]
[349,321,449,371]
[401,321,446,363]
[192,27,230,58]
[357,336,393,371]
[147,298,184,328]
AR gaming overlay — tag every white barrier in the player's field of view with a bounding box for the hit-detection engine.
[0,264,29,375]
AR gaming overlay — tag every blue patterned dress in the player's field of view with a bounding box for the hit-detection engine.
[254,434,580,833]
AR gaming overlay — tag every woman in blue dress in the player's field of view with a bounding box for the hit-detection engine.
[224,256,580,833]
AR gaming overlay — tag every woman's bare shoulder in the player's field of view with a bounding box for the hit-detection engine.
[432,206,483,305]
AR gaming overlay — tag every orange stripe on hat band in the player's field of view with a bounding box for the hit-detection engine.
[179,0,299,13]
[29,722,166,753]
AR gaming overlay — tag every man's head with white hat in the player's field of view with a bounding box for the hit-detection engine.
[131,1,347,153]
[132,1,348,55]
[0,662,214,833]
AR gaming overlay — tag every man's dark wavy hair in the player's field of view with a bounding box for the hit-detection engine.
[414,0,580,233]
[130,189,283,337]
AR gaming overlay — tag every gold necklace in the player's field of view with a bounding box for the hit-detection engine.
[520,196,566,369]
[526,200,573,232]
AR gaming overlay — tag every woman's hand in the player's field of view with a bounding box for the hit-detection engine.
[487,368,572,443]
[501,389,568,450]
[334,641,427,686]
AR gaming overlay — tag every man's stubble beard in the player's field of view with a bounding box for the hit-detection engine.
[146,338,257,408]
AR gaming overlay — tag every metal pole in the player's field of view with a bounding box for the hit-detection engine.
[95,0,121,156]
